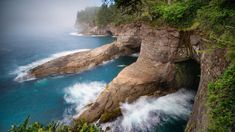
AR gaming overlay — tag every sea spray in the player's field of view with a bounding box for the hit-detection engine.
[117,64,126,68]
[62,81,106,123]
[13,49,90,82]
[101,89,195,132]
[129,53,139,57]
[69,32,85,37]
[70,32,108,37]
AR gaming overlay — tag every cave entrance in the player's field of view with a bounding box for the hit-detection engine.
[106,30,113,36]
[187,59,200,90]
[176,59,201,90]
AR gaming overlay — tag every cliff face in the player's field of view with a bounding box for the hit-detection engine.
[29,23,229,131]
[79,24,230,131]
[78,25,201,123]
[80,24,138,37]
[185,40,229,131]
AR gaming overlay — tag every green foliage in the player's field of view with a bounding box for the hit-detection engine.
[108,0,235,54]
[76,7,100,26]
[77,0,235,62]
[150,0,208,27]
[100,108,121,122]
[76,4,135,27]
[95,5,125,27]
[9,117,101,132]
[104,0,143,15]
[207,65,235,131]
[71,120,101,132]
[196,0,235,63]
[154,2,189,22]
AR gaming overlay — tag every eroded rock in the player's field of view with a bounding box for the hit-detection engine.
[78,26,200,123]
[185,43,228,132]
[30,24,142,79]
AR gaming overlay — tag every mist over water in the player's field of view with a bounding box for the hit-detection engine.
[0,0,102,34]
[0,0,196,131]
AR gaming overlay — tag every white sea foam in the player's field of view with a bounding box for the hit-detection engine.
[13,49,90,82]
[102,59,114,65]
[117,64,126,68]
[129,53,139,57]
[91,34,108,37]
[70,32,108,37]
[101,89,195,132]
[62,81,106,123]
[69,32,85,36]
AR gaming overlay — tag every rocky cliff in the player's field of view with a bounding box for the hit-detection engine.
[78,24,230,131]
[29,23,229,131]
[29,24,141,79]
[185,39,229,131]
[78,25,201,123]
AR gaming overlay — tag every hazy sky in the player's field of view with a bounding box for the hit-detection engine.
[0,0,102,32]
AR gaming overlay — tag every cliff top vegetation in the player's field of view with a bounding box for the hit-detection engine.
[77,0,235,63]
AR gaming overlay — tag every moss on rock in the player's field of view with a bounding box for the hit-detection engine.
[100,107,121,123]
[207,65,235,132]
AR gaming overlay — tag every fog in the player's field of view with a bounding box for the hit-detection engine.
[0,0,102,33]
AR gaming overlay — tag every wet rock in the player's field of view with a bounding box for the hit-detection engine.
[78,26,200,123]
[30,24,142,79]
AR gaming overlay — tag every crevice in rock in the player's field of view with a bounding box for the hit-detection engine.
[174,59,201,90]
[106,30,113,36]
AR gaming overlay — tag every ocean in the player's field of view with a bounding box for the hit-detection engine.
[0,28,194,132]
[0,28,137,131]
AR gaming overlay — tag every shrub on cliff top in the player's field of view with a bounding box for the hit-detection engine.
[9,116,101,132]
[207,65,235,131]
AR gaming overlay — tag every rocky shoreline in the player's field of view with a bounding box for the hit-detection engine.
[78,25,201,123]
[28,23,228,131]
[29,24,141,79]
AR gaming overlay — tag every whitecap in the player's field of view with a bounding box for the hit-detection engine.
[91,34,108,37]
[69,32,85,36]
[102,59,114,65]
[69,32,108,37]
[13,49,90,82]
[101,89,195,132]
[117,64,126,68]
[129,53,139,57]
[62,81,106,123]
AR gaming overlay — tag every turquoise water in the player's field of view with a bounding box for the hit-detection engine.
[0,29,137,131]
[0,29,195,132]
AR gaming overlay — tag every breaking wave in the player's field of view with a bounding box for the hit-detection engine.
[129,53,139,57]
[62,81,106,123]
[101,89,195,132]
[117,64,126,68]
[70,32,108,37]
[69,32,85,37]
[13,49,90,82]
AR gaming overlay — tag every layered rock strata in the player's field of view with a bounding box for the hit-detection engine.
[30,24,141,79]
[78,26,201,123]
[29,23,229,131]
